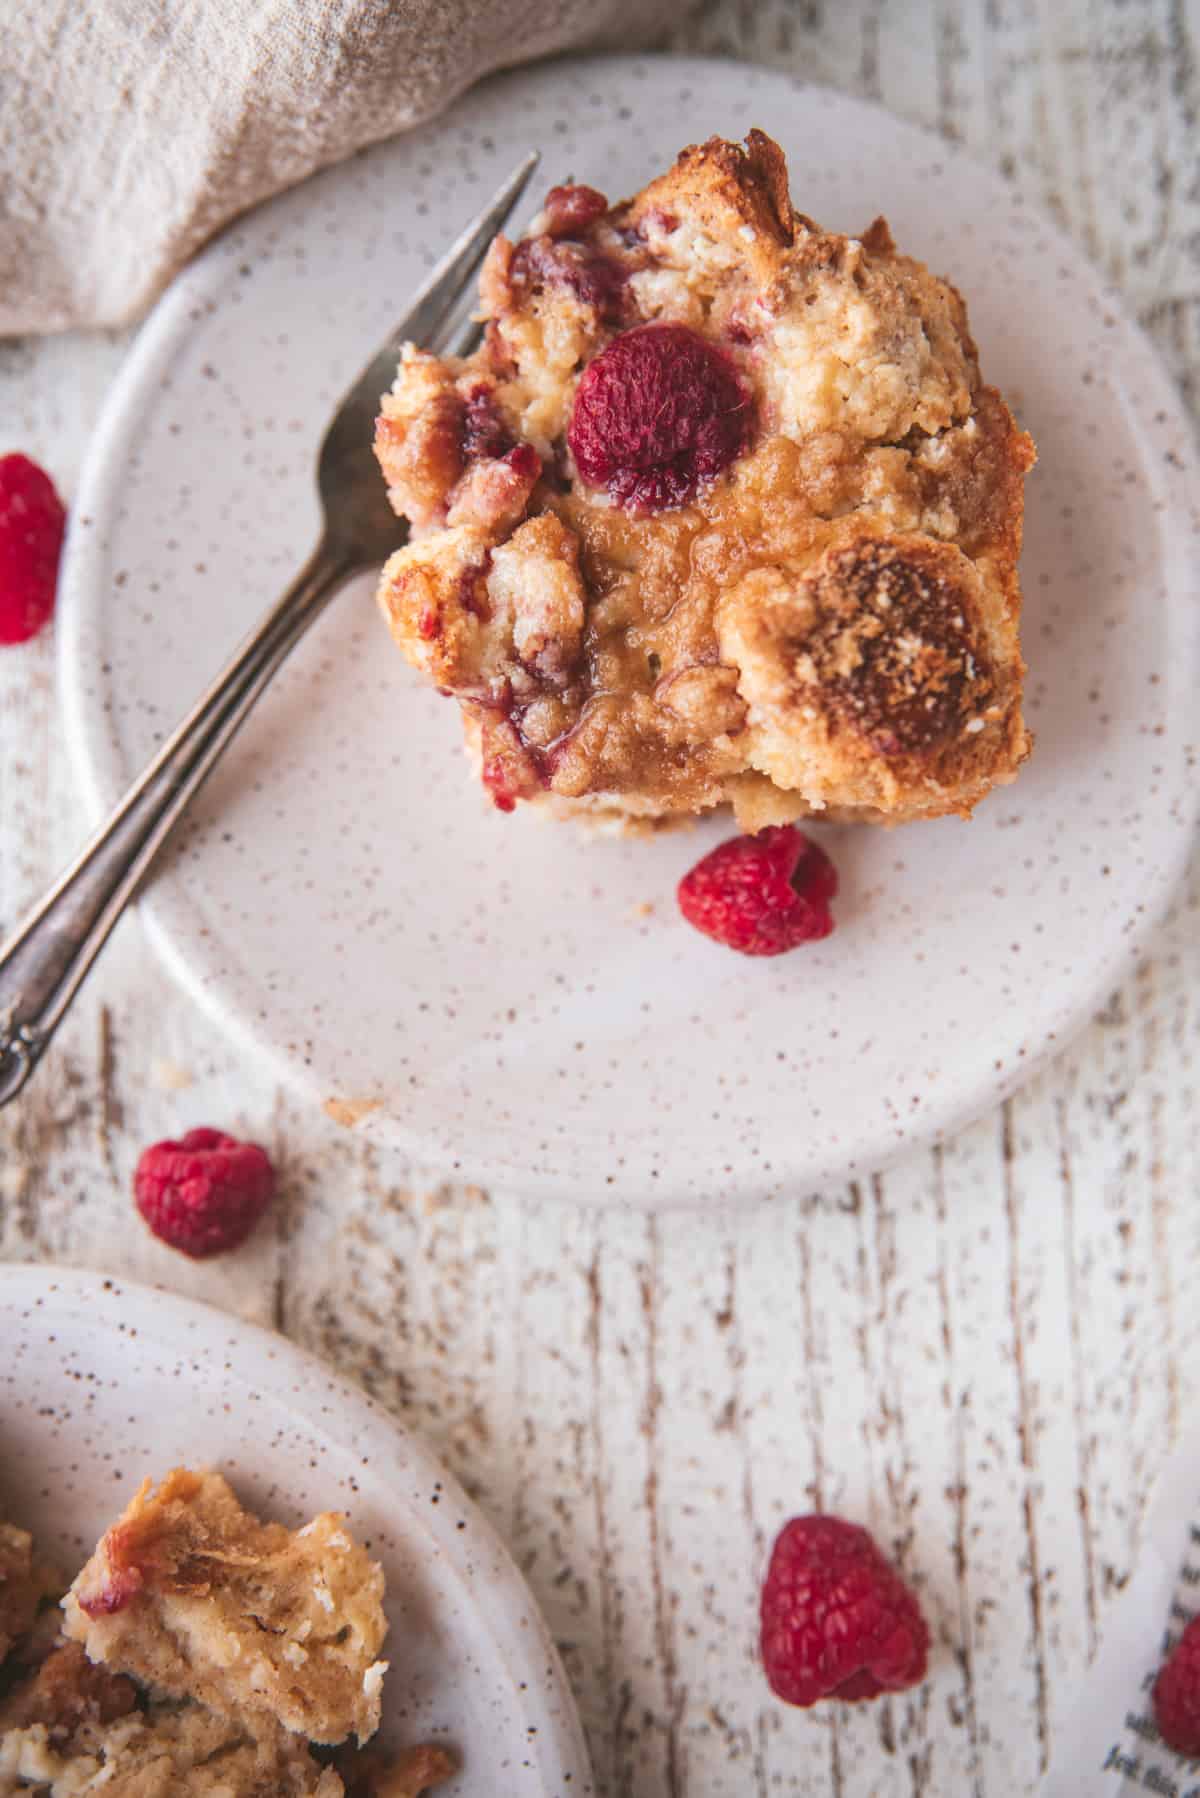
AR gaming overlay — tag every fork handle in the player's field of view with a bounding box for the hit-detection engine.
[0,537,359,1105]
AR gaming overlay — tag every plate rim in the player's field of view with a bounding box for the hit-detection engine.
[0,1261,594,1794]
[56,50,1200,1207]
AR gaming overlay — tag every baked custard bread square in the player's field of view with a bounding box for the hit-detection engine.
[375,130,1035,831]
[61,1470,387,1747]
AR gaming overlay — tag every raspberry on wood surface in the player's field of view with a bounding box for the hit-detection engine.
[760,1514,930,1707]
[134,1127,276,1259]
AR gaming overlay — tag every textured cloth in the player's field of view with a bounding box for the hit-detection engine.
[0,0,683,337]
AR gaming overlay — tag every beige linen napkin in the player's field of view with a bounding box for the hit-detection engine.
[1,0,683,337]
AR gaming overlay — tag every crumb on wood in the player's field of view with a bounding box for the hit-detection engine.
[0,1164,30,1203]
[323,1096,383,1129]
[151,1057,194,1092]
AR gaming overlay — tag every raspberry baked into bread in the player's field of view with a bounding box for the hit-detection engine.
[375,131,1035,830]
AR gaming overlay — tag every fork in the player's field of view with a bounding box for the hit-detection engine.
[0,153,539,1106]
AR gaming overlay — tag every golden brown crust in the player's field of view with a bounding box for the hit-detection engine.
[373,131,1035,828]
[332,1740,457,1797]
[859,215,896,256]
[786,533,1001,754]
[716,521,1026,820]
[373,1744,457,1797]
[628,129,797,252]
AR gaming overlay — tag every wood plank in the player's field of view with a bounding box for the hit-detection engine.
[1,6,1197,1795]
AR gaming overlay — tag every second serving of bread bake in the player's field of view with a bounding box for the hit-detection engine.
[373,129,1035,832]
[0,1471,455,1798]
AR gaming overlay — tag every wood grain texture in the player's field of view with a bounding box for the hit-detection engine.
[2,4,1198,1793]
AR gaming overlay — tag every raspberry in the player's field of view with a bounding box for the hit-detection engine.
[481,752,517,813]
[541,183,608,238]
[1154,1615,1200,1756]
[760,1515,930,1707]
[567,323,752,512]
[677,825,837,956]
[0,453,66,645]
[461,387,513,462]
[77,1563,143,1619]
[133,1127,275,1258]
[510,236,626,320]
[479,707,545,812]
[505,442,541,482]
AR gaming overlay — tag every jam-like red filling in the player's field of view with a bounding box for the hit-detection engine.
[509,236,628,323]
[541,183,609,238]
[78,1563,144,1618]
[461,387,513,462]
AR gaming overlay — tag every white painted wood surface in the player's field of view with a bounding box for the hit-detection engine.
[2,5,1198,1793]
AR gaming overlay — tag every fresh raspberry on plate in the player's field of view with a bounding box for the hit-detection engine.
[677,824,837,956]
[1154,1615,1200,1756]
[0,453,67,645]
[760,1514,930,1706]
[567,321,752,512]
[134,1127,276,1258]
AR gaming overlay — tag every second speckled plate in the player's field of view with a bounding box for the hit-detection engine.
[58,55,1200,1204]
[0,1265,592,1794]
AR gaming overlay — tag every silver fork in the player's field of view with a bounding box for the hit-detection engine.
[0,153,538,1106]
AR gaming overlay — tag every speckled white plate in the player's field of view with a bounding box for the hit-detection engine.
[0,1265,592,1796]
[58,54,1200,1205]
